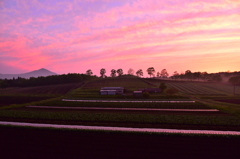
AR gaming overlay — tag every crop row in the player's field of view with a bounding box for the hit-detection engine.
[169,83,216,94]
[82,78,151,90]
[35,99,210,109]
[200,83,240,95]
[145,79,240,95]
[0,83,79,95]
[0,110,239,126]
[166,82,227,95]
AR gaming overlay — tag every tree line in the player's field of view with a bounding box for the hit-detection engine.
[86,68,144,78]
[171,70,240,83]
[0,73,97,88]
[73,68,240,85]
[0,67,169,88]
[1,67,239,88]
[86,67,169,78]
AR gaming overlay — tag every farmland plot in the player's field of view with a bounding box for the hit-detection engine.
[0,110,236,128]
[166,82,227,95]
[0,83,83,95]
[0,95,53,107]
[142,79,239,96]
[82,78,151,90]
[33,99,210,109]
[1,77,238,133]
[200,83,240,95]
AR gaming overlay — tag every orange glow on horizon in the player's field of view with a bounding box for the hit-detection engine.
[0,0,239,75]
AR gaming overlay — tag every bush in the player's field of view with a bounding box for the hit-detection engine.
[143,92,150,98]
[159,82,167,92]
[229,76,240,85]
[165,88,179,95]
[212,75,223,83]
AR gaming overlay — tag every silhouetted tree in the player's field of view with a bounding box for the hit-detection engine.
[117,69,124,76]
[110,69,117,77]
[147,67,155,78]
[159,82,167,92]
[136,69,143,77]
[185,70,192,80]
[160,69,169,78]
[128,68,135,75]
[86,69,93,76]
[229,76,240,95]
[100,68,106,78]
[193,72,201,81]
[229,76,240,85]
[212,74,223,83]
[201,72,208,81]
[172,71,179,80]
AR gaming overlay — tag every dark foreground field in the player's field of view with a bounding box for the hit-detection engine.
[215,99,240,105]
[0,96,53,107]
[1,126,240,159]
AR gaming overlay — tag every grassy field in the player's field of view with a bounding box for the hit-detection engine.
[82,77,152,90]
[33,98,210,109]
[0,95,54,107]
[1,77,240,131]
[143,79,240,96]
[0,83,84,95]
[68,77,154,98]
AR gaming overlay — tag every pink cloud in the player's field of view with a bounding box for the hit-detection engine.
[1,0,240,75]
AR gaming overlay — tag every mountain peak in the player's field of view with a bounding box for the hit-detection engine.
[0,68,58,79]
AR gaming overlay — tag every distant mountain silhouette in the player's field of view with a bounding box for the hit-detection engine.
[0,68,57,79]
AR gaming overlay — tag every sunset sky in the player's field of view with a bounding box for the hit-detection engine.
[0,0,240,76]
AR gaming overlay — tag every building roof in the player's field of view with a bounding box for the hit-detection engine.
[101,87,124,90]
[100,90,117,92]
[133,91,142,93]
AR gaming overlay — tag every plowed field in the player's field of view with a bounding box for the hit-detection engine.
[0,96,52,107]
[0,82,84,95]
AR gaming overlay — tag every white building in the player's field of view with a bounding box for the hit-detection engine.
[100,87,124,95]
